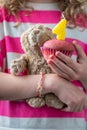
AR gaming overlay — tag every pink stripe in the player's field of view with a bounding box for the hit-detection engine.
[76,14,87,28]
[0,101,85,118]
[72,81,82,86]
[0,39,6,57]
[6,69,28,75]
[0,39,6,67]
[0,54,3,67]
[2,8,61,23]
[4,36,24,53]
[0,8,3,22]
[1,8,87,27]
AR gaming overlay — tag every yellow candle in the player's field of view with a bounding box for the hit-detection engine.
[52,18,67,40]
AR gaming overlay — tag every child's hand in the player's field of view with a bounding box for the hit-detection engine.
[56,78,87,112]
[47,41,87,90]
[45,74,87,112]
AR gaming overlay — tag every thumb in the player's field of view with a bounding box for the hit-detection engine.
[62,106,73,112]
[72,40,86,59]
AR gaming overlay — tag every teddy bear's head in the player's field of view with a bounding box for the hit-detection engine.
[20,24,56,56]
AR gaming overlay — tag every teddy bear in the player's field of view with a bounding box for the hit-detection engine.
[10,24,65,109]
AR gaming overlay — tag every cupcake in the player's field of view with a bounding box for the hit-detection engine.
[41,39,75,61]
[41,18,75,60]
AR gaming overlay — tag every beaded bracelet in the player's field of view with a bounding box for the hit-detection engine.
[37,72,45,97]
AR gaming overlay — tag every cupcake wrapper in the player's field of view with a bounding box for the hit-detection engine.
[41,47,73,60]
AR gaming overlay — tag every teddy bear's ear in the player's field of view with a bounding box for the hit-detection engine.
[20,25,42,52]
[20,30,30,52]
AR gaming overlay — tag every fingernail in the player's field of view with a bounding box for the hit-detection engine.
[72,40,77,44]
[49,54,54,59]
[47,59,52,64]
[55,51,60,56]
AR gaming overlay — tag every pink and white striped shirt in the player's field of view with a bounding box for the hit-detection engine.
[0,2,87,130]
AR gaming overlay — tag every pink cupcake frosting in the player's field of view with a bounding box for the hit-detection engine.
[41,39,75,60]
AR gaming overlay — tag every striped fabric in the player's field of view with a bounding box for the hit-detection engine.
[0,2,87,130]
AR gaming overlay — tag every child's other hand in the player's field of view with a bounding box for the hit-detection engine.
[45,74,87,112]
[56,79,87,112]
[47,41,87,90]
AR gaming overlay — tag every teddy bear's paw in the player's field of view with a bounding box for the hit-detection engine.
[45,93,65,109]
[26,97,45,108]
[10,59,27,75]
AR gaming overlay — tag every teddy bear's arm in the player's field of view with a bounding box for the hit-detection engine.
[10,54,29,75]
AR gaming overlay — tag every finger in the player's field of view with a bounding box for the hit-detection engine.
[62,106,75,112]
[73,102,84,112]
[72,91,87,112]
[73,41,86,59]
[61,95,77,112]
[66,100,78,112]
[77,98,87,112]
[47,59,71,80]
[56,51,78,72]
[49,56,76,80]
[62,106,70,112]
[62,104,82,112]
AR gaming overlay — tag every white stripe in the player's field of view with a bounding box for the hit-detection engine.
[0,22,4,40]
[66,27,87,43]
[71,55,77,62]
[2,21,56,39]
[7,52,22,69]
[0,116,86,130]
[2,21,87,44]
[0,128,56,130]
[24,2,59,11]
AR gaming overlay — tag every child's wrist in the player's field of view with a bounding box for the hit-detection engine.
[42,74,59,95]
[36,72,45,97]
